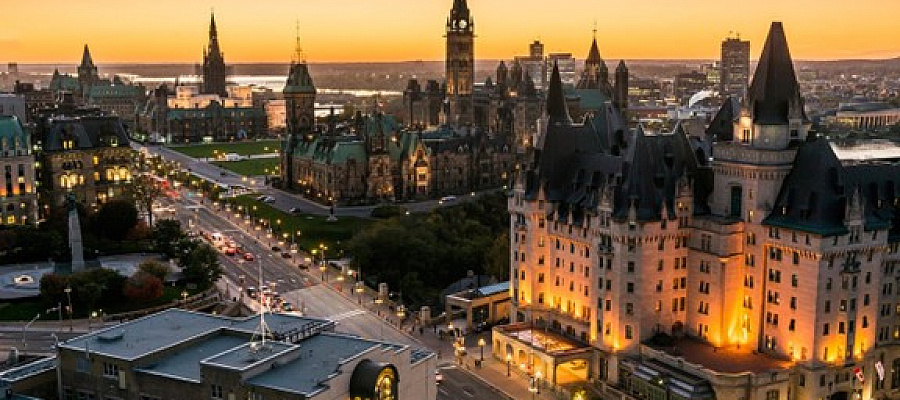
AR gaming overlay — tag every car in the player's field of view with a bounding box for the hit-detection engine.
[246,287,258,299]
[281,252,292,259]
[440,196,457,203]
[435,370,444,385]
[243,253,255,261]
[262,196,276,203]
[271,246,282,252]
[281,302,293,311]
[255,195,267,201]
[289,207,303,214]
[224,247,237,256]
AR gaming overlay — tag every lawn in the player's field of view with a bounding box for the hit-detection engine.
[0,286,203,321]
[226,195,370,257]
[168,140,281,159]
[212,158,280,177]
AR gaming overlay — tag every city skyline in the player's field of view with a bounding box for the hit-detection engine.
[2,0,900,64]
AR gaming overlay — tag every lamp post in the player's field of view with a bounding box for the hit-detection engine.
[506,353,512,377]
[181,290,189,308]
[478,337,486,362]
[22,313,41,351]
[64,286,73,331]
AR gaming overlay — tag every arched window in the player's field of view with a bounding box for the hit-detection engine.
[60,175,68,189]
[106,169,115,181]
[119,168,130,181]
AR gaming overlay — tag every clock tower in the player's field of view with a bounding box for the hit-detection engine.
[445,0,474,127]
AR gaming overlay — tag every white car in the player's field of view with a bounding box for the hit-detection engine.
[439,196,457,204]
[262,196,276,203]
[435,370,444,384]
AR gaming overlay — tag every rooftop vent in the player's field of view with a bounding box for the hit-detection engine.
[98,330,125,342]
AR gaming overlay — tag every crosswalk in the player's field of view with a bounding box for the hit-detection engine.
[329,309,366,321]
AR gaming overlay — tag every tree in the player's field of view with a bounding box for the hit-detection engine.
[180,241,222,290]
[123,271,163,302]
[138,260,171,282]
[39,273,69,306]
[152,219,185,259]
[91,200,139,240]
[485,232,510,280]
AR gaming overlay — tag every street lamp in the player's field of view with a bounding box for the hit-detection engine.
[506,353,512,376]
[64,286,73,331]
[22,313,41,351]
[181,290,189,308]
[478,337,486,362]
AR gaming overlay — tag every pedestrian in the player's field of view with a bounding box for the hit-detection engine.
[419,326,424,335]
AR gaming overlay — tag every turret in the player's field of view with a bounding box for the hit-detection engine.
[614,60,629,118]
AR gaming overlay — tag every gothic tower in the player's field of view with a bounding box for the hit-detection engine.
[281,29,317,190]
[614,60,629,119]
[77,44,99,97]
[201,12,228,97]
[445,0,474,127]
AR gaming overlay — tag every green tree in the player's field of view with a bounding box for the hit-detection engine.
[138,260,171,282]
[133,174,164,227]
[180,241,222,290]
[485,232,510,280]
[91,200,139,240]
[152,219,185,259]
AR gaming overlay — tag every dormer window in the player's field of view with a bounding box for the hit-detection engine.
[790,129,798,138]
[741,129,750,144]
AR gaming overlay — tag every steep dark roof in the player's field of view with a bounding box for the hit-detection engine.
[763,136,900,237]
[613,124,702,221]
[746,22,808,125]
[705,97,739,142]
[546,62,571,127]
[40,116,130,152]
[587,38,602,64]
[81,45,94,68]
[284,62,316,94]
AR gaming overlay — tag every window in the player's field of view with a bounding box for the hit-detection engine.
[625,325,633,339]
[102,362,119,378]
[766,389,779,400]
[823,323,830,336]
[789,319,796,331]
[627,282,634,293]
[626,303,633,315]
[211,384,223,400]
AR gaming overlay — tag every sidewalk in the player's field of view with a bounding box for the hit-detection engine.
[323,270,562,400]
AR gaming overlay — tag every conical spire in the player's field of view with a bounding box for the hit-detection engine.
[293,20,305,63]
[746,22,806,124]
[209,11,218,40]
[616,59,627,72]
[586,38,602,64]
[546,62,571,126]
[81,45,94,68]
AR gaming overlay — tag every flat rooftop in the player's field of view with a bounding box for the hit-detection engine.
[248,333,386,395]
[499,325,590,355]
[646,337,791,374]
[59,309,331,361]
[136,333,248,382]
[831,139,900,162]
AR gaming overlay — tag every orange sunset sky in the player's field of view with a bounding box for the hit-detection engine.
[2,0,899,63]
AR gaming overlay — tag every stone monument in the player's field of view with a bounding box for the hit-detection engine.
[67,194,85,272]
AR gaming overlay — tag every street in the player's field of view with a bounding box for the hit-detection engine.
[137,142,518,400]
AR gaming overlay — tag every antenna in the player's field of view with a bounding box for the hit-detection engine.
[593,20,598,40]
[249,258,271,347]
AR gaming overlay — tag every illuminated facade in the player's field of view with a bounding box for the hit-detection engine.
[0,116,37,225]
[34,112,133,209]
[503,22,900,400]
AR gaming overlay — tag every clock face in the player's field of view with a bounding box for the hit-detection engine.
[458,19,467,29]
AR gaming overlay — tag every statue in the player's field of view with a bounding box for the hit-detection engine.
[66,194,85,272]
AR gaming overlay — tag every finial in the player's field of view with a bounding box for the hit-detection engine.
[294,19,305,63]
[593,20,597,39]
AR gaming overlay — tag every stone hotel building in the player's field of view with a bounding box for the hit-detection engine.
[497,22,900,400]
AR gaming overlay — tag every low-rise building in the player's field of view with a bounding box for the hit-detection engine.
[56,309,436,400]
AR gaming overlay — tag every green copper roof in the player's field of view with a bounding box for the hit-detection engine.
[283,62,316,94]
[567,87,611,111]
[0,116,29,153]
[88,84,141,99]
[50,73,81,92]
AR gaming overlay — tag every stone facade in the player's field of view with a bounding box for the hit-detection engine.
[0,115,37,225]
[34,112,133,209]
[503,23,900,400]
